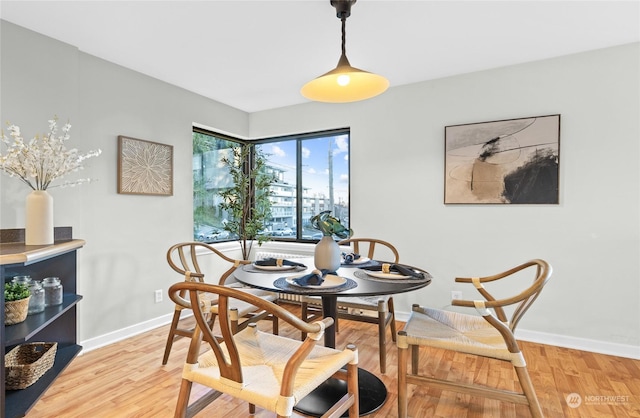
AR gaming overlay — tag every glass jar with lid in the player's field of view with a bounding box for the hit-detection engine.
[42,276,63,306]
[12,275,45,314]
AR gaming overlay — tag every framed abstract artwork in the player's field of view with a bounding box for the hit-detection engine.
[117,136,173,196]
[444,114,560,204]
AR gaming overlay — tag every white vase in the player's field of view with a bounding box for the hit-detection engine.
[25,190,54,245]
[314,236,341,271]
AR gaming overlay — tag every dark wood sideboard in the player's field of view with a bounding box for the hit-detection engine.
[0,228,84,418]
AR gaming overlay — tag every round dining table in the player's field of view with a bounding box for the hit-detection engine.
[232,256,432,417]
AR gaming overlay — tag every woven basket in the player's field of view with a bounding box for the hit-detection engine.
[4,296,31,325]
[5,342,57,390]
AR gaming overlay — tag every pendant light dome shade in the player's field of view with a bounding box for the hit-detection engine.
[301,0,388,103]
[301,54,389,103]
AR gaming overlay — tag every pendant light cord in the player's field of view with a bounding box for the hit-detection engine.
[341,15,347,57]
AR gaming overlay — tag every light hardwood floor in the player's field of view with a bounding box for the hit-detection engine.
[25,304,640,418]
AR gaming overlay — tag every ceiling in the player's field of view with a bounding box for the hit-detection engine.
[1,1,638,113]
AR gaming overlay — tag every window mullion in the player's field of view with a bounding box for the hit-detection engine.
[296,139,303,240]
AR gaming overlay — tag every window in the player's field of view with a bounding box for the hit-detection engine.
[193,128,350,243]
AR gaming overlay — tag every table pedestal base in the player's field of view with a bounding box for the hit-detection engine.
[293,368,387,417]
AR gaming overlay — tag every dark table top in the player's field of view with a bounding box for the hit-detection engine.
[233,255,433,415]
[232,256,432,297]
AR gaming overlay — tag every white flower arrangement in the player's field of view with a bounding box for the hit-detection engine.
[0,117,101,190]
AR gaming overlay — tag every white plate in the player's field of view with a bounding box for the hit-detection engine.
[342,256,370,264]
[363,270,411,279]
[286,274,347,289]
[253,263,297,271]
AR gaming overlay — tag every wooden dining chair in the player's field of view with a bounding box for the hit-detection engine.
[300,237,400,374]
[397,259,552,418]
[169,281,359,418]
[162,242,278,365]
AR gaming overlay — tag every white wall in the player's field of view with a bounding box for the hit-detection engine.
[250,43,640,357]
[1,20,638,358]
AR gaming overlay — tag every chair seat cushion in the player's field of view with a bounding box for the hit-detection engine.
[183,327,356,415]
[224,283,279,300]
[302,295,391,312]
[201,289,278,317]
[338,295,391,311]
[403,307,512,361]
[235,287,279,301]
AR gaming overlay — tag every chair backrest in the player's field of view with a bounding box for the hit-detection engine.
[166,242,251,285]
[453,259,552,334]
[338,237,400,263]
[168,281,332,385]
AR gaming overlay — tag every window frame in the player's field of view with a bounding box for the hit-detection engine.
[193,126,351,243]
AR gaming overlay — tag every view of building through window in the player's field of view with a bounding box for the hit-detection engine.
[193,129,350,242]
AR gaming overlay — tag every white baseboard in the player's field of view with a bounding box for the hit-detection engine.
[81,301,639,361]
[514,328,640,360]
[83,310,639,360]
[395,311,640,360]
[79,312,176,354]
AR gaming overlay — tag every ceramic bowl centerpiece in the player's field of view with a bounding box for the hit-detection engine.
[310,210,353,271]
[4,282,31,325]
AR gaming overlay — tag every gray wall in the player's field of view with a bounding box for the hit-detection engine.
[0,21,248,342]
[1,20,638,357]
[250,43,640,356]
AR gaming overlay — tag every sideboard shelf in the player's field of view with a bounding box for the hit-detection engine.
[5,295,83,346]
[1,233,85,418]
[4,344,81,418]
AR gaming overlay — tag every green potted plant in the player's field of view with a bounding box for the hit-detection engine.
[4,282,31,325]
[310,210,353,270]
[310,210,353,239]
[218,143,276,260]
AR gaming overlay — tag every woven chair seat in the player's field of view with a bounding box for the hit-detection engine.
[226,284,279,302]
[171,282,359,417]
[338,295,391,312]
[200,293,278,319]
[303,294,390,312]
[236,288,280,304]
[185,325,356,414]
[200,287,279,310]
[396,259,552,418]
[402,306,512,361]
[174,285,278,318]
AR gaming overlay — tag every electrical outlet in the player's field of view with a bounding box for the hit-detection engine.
[451,290,462,300]
[154,289,163,303]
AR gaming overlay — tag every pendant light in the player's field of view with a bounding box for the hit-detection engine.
[301,0,389,103]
